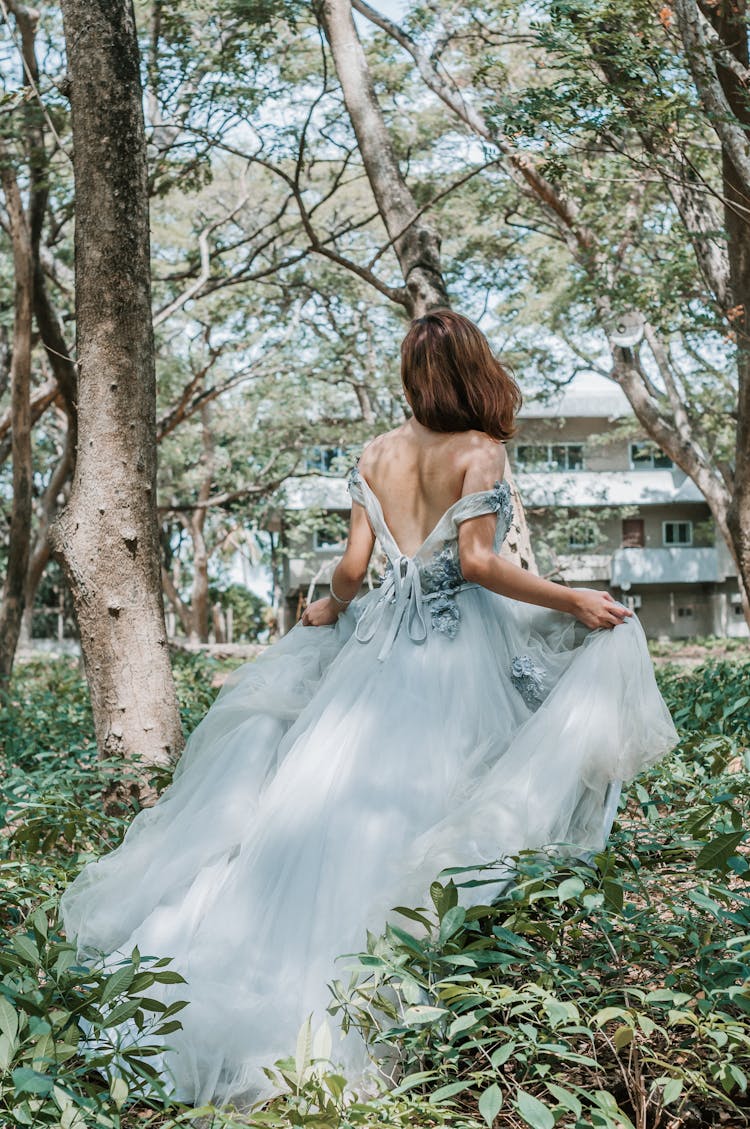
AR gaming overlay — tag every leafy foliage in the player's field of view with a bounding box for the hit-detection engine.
[1,654,748,1127]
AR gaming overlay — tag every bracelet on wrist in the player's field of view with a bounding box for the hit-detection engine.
[329,578,351,607]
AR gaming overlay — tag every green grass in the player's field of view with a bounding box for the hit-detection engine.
[0,654,748,1128]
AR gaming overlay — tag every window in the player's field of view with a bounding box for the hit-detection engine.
[677,605,694,618]
[663,520,693,547]
[622,518,645,548]
[516,443,584,471]
[305,446,348,474]
[568,521,597,549]
[629,442,673,469]
[313,523,345,552]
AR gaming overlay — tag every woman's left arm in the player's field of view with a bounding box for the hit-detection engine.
[301,500,375,626]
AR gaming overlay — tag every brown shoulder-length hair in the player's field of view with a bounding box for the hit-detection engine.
[400,309,521,441]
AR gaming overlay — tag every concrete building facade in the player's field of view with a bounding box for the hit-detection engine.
[276,379,748,640]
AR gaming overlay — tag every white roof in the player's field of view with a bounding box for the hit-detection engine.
[612,547,723,585]
[515,469,705,506]
[519,379,632,420]
[281,468,706,511]
[282,476,352,511]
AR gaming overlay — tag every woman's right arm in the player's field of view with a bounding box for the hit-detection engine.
[457,447,632,630]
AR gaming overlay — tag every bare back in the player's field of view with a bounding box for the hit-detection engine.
[358,420,506,558]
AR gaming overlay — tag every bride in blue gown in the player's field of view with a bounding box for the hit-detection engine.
[60,309,678,1108]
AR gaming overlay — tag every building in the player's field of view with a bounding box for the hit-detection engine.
[275,377,747,639]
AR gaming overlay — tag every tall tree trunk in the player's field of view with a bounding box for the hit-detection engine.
[51,0,183,766]
[321,0,449,318]
[320,0,537,571]
[0,152,34,680]
[20,426,74,643]
[187,404,215,643]
[710,0,750,624]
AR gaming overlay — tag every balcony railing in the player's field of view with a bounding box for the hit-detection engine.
[611,547,721,586]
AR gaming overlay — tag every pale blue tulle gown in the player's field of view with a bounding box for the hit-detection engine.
[60,467,678,1107]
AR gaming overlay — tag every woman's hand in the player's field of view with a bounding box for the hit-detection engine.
[301,596,342,627]
[570,589,633,630]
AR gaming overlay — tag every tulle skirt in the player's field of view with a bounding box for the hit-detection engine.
[60,586,677,1107]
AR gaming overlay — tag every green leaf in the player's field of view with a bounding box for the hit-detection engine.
[661,1078,683,1105]
[0,996,19,1043]
[439,906,466,945]
[388,925,426,957]
[594,1006,631,1027]
[490,1041,516,1068]
[0,1033,16,1072]
[428,1079,472,1104]
[152,969,187,984]
[448,1011,480,1039]
[101,963,135,1005]
[557,877,585,903]
[516,1089,554,1129]
[110,1075,128,1110]
[545,1082,582,1117]
[479,1082,503,1125]
[99,998,140,1026]
[12,1067,53,1096]
[392,906,434,929]
[12,935,40,967]
[695,831,746,871]
[602,878,624,911]
[614,1024,634,1049]
[722,695,749,719]
[402,1005,448,1025]
[31,908,48,939]
[294,1015,312,1080]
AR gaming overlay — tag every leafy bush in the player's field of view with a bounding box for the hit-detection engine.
[332,659,750,1128]
[1,655,748,1127]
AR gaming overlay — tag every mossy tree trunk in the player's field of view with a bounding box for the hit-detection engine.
[51,0,183,766]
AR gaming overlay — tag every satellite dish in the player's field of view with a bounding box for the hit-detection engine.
[608,311,645,349]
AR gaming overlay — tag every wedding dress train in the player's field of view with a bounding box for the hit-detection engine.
[60,467,678,1107]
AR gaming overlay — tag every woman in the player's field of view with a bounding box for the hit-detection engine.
[61,309,678,1108]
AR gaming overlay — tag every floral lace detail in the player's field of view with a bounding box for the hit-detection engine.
[428,592,461,638]
[421,548,467,637]
[420,546,465,594]
[489,480,513,532]
[510,654,545,710]
[347,466,514,653]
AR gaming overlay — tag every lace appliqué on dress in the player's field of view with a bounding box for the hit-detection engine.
[510,654,546,710]
[421,549,466,638]
[489,480,514,534]
[428,593,461,638]
[420,546,464,593]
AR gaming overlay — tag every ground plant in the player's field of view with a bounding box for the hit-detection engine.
[1,651,748,1128]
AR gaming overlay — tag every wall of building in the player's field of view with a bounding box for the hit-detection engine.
[509,417,631,471]
[277,415,749,640]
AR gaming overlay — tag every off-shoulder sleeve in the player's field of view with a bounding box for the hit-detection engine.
[453,481,513,525]
[347,465,366,507]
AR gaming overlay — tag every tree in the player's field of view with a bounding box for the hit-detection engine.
[320,0,537,570]
[50,0,183,765]
[0,148,33,679]
[353,0,750,623]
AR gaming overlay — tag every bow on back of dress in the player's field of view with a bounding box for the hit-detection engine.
[346,466,514,662]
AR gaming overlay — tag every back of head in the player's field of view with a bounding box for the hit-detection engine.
[400,309,521,442]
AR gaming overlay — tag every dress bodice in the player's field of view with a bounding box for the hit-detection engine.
[347,466,514,660]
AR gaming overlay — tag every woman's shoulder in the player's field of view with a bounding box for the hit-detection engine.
[456,431,507,489]
[356,426,405,471]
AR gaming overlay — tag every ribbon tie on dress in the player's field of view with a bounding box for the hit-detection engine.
[354,555,428,661]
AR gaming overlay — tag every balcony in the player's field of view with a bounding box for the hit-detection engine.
[612,547,722,587]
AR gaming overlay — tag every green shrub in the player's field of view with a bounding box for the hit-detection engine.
[0,656,748,1127]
